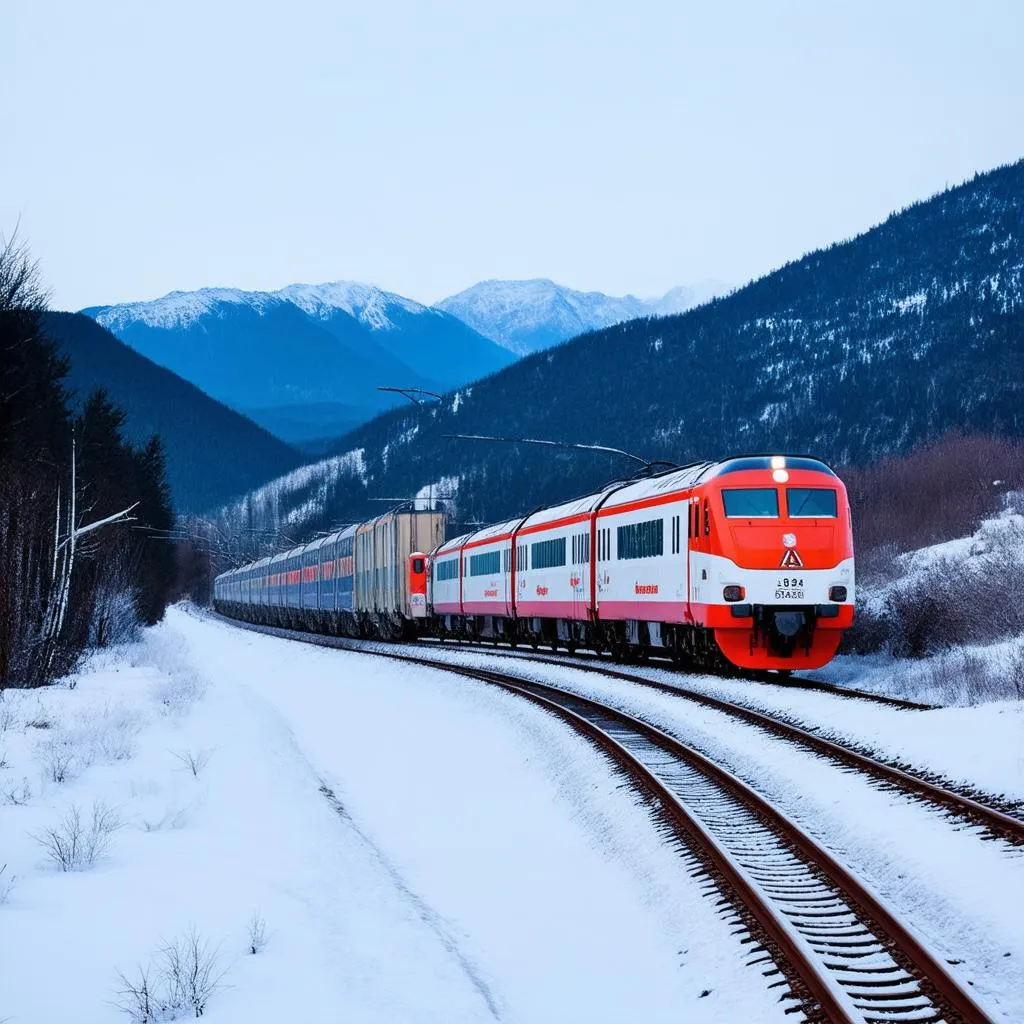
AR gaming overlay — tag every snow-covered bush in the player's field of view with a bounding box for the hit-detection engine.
[843,490,1024,666]
[37,734,78,784]
[141,805,192,833]
[0,863,15,903]
[2,778,31,806]
[115,927,224,1022]
[247,912,267,955]
[33,801,121,871]
[144,634,206,715]
[845,434,1024,563]
[173,749,211,778]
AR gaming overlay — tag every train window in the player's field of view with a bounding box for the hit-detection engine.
[531,537,566,569]
[703,500,711,535]
[786,488,838,518]
[516,544,528,571]
[435,558,459,581]
[470,550,501,576]
[722,489,778,518]
[616,519,664,560]
[412,558,425,574]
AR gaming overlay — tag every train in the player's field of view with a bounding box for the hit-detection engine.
[213,454,855,672]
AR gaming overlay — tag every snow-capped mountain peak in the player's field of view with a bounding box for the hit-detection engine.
[274,281,430,331]
[435,278,729,355]
[89,287,285,331]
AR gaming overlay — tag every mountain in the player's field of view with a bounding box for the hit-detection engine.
[217,159,1024,543]
[82,282,516,445]
[435,278,729,355]
[43,312,303,512]
[276,281,515,384]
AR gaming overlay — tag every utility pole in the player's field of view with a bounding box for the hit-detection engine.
[377,385,446,515]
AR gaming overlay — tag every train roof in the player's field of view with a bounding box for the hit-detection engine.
[599,462,713,508]
[433,532,473,557]
[461,517,523,546]
[520,486,621,529]
[702,455,837,478]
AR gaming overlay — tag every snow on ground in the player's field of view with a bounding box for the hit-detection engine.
[817,638,1024,709]
[0,608,785,1023]
[406,642,1024,805]
[827,496,1024,706]
[377,644,1024,1020]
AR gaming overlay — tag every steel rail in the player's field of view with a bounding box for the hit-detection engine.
[414,636,935,710]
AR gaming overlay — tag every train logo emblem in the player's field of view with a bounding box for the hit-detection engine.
[780,547,803,569]
[782,533,797,548]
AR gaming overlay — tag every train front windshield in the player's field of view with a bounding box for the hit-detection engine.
[722,488,779,518]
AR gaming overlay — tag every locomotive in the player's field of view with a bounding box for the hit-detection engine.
[213,454,855,672]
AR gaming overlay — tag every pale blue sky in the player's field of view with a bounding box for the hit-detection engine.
[4,0,1022,310]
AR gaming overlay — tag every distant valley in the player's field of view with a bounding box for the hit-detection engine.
[82,283,515,447]
[82,278,725,447]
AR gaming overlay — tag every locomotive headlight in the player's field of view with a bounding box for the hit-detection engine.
[770,456,786,469]
[829,585,848,602]
[723,585,745,602]
[772,469,789,482]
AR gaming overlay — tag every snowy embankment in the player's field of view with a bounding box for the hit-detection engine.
[822,495,1024,705]
[1,608,782,1024]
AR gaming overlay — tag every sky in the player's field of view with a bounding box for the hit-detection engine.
[3,0,1023,310]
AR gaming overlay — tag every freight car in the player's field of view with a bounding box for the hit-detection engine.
[214,454,854,672]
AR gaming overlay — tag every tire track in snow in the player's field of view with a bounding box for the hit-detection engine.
[316,781,504,1021]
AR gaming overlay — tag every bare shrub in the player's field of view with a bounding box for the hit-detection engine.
[844,434,1024,573]
[0,863,15,903]
[25,718,52,730]
[37,734,77,784]
[916,647,1023,705]
[33,801,121,871]
[77,703,141,765]
[173,749,211,778]
[886,552,1024,657]
[839,602,890,655]
[0,702,15,733]
[113,965,157,1024]
[115,927,225,1021]
[247,912,267,955]
[156,673,206,716]
[3,779,31,806]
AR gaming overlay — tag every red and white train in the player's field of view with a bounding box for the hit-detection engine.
[214,454,855,672]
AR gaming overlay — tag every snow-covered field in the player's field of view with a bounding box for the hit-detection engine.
[318,638,1024,1020]
[1,607,786,1023]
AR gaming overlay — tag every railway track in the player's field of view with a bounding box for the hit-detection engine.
[414,637,936,710]
[217,613,997,1023]
[414,643,1024,844]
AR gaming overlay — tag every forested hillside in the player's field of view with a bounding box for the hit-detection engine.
[219,159,1024,543]
[44,313,302,511]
